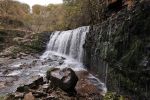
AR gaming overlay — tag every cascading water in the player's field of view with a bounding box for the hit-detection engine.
[41,26,107,95]
[41,26,89,62]
[0,26,107,96]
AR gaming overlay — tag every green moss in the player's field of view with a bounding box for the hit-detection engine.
[0,96,5,100]
[104,92,127,100]
[120,38,142,67]
[18,32,49,53]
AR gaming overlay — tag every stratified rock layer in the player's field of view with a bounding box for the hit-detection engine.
[84,0,150,99]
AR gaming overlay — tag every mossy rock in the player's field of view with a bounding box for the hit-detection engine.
[104,92,129,100]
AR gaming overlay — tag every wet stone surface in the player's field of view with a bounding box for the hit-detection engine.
[0,54,65,94]
[46,67,78,96]
[0,51,106,99]
[5,68,105,100]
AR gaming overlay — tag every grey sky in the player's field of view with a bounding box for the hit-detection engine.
[15,0,63,7]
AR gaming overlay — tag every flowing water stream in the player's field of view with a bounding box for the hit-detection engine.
[42,26,89,62]
[0,26,107,95]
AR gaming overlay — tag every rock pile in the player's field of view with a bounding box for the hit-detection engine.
[5,68,104,100]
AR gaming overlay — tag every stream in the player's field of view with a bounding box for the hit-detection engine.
[0,26,107,96]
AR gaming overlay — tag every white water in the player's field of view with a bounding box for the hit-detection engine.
[41,26,107,95]
[0,26,107,95]
[41,26,89,62]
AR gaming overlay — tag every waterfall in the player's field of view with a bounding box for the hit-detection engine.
[0,26,107,95]
[42,26,89,62]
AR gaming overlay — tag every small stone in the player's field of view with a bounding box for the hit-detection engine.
[14,92,24,98]
[59,60,64,65]
[30,90,47,98]
[42,84,49,89]
[42,84,49,92]
[29,77,44,89]
[0,82,5,88]
[16,85,29,92]
[44,96,58,100]
[24,92,35,100]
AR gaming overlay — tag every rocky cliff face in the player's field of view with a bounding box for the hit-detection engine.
[0,29,51,58]
[84,0,150,99]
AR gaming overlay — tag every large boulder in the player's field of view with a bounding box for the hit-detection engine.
[46,67,78,96]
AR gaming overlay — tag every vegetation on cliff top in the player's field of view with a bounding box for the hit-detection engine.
[0,0,116,32]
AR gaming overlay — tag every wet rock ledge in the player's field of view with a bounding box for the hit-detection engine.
[3,67,104,100]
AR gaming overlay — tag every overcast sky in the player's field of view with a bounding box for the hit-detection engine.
[15,0,63,7]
